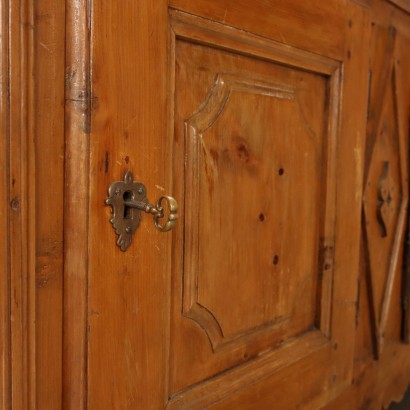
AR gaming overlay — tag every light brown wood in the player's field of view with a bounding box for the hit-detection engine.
[167,10,349,407]
[7,0,36,408]
[86,1,170,409]
[388,0,410,13]
[63,0,91,408]
[0,0,10,406]
[34,0,65,407]
[169,0,346,60]
[323,1,410,409]
[361,22,409,356]
[2,0,410,409]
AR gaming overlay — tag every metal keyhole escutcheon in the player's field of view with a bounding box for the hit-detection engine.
[105,171,178,251]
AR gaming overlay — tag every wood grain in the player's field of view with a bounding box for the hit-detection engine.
[8,0,36,408]
[63,0,91,408]
[34,0,65,407]
[388,0,410,13]
[86,1,170,409]
[169,0,346,60]
[165,8,358,409]
[323,2,410,408]
[0,0,10,406]
[2,0,410,408]
[361,21,409,357]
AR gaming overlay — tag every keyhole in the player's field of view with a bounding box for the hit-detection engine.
[123,191,133,219]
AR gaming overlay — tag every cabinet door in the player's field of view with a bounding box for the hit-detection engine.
[167,10,343,408]
[64,1,365,409]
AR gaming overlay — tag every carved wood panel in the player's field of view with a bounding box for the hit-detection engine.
[183,73,316,350]
[168,11,342,408]
[362,24,409,357]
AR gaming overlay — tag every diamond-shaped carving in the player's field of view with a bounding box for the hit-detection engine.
[362,58,408,356]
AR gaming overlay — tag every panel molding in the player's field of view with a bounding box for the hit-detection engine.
[170,9,340,76]
[169,10,343,407]
[167,331,329,409]
[387,0,410,13]
[183,74,295,349]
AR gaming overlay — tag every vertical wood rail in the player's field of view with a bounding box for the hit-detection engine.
[5,0,36,407]
[0,0,10,407]
[63,0,91,408]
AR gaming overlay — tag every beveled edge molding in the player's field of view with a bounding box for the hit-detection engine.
[171,9,342,348]
[388,0,410,13]
[166,331,329,409]
[183,74,295,349]
[169,9,340,76]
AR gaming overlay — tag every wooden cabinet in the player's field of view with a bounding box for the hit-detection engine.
[1,0,410,409]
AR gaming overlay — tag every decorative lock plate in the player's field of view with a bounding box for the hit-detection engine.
[105,171,178,251]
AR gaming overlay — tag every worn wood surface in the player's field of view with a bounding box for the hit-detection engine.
[63,0,91,408]
[323,1,410,409]
[1,0,410,409]
[0,0,10,406]
[86,1,170,409]
[169,0,346,60]
[34,0,65,408]
[167,10,351,408]
[6,0,36,408]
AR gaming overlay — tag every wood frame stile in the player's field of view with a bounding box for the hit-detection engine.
[63,0,91,409]
[0,0,84,408]
[0,0,36,408]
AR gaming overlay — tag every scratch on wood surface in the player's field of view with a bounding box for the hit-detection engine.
[278,31,288,44]
[354,143,363,201]
[222,8,228,22]
[64,68,76,87]
[104,151,110,173]
[335,299,357,306]
[39,41,54,54]
[155,184,165,191]
[123,338,139,403]
[90,309,100,317]
[124,115,138,134]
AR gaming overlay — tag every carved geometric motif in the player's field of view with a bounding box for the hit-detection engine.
[362,26,409,356]
[183,74,297,349]
[181,64,337,351]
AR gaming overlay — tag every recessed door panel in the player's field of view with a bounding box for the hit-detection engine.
[168,11,342,407]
